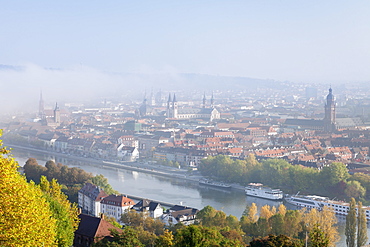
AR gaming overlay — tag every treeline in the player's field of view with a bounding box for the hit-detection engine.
[93,204,338,247]
[23,158,118,202]
[199,154,370,201]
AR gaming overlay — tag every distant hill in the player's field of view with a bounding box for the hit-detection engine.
[0,64,23,71]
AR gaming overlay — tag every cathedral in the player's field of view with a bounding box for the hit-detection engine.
[166,93,220,121]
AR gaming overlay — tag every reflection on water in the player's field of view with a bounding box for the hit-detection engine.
[118,170,125,182]
[132,171,138,180]
[246,196,283,210]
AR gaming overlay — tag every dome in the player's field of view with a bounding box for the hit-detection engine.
[326,88,334,101]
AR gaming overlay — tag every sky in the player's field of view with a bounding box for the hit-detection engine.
[1,1,370,112]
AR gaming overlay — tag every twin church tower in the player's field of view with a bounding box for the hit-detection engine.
[38,91,60,126]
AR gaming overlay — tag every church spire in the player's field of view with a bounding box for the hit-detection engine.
[39,90,45,119]
[202,92,206,108]
[324,87,335,133]
[211,92,214,108]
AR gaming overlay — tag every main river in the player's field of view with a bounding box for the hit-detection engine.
[9,147,355,246]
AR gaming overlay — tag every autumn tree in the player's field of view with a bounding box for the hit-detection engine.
[278,204,287,216]
[155,229,174,247]
[357,201,367,247]
[260,205,274,220]
[39,176,80,247]
[0,135,58,246]
[240,203,258,234]
[345,198,357,247]
[120,209,165,235]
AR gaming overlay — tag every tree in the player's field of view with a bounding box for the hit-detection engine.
[0,135,58,246]
[155,230,174,247]
[120,209,164,235]
[320,162,350,188]
[278,204,287,216]
[345,181,366,200]
[196,205,217,226]
[23,157,46,183]
[90,174,119,195]
[309,224,329,247]
[283,210,302,238]
[39,176,80,247]
[269,214,285,236]
[260,205,274,220]
[93,227,144,247]
[345,198,357,247]
[357,201,367,247]
[249,234,301,247]
[174,225,244,247]
[248,203,258,223]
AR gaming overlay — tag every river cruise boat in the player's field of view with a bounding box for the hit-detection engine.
[245,183,283,201]
[199,179,232,189]
[285,194,370,220]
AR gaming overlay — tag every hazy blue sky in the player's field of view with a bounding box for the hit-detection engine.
[1,1,370,84]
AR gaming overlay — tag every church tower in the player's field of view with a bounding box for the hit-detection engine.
[172,94,178,118]
[202,92,206,108]
[54,102,60,124]
[211,92,214,108]
[38,91,47,125]
[38,91,45,119]
[167,93,172,118]
[324,88,336,132]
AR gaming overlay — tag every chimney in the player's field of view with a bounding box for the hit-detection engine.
[100,213,105,220]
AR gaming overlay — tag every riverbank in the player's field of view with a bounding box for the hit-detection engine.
[6,143,246,192]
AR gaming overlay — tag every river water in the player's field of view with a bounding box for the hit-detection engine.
[9,147,360,246]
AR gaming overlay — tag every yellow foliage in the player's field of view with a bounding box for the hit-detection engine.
[302,206,338,247]
[248,203,258,223]
[0,143,57,246]
[260,205,274,220]
[277,204,286,216]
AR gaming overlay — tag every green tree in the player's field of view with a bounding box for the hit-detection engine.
[0,135,58,246]
[345,181,366,200]
[120,209,164,235]
[155,229,174,247]
[283,210,302,238]
[309,224,329,247]
[39,176,80,247]
[174,225,244,247]
[23,157,46,183]
[90,174,119,195]
[357,201,368,247]
[345,198,357,247]
[93,227,144,247]
[249,234,302,247]
[269,214,285,236]
[196,205,217,226]
[320,162,349,188]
